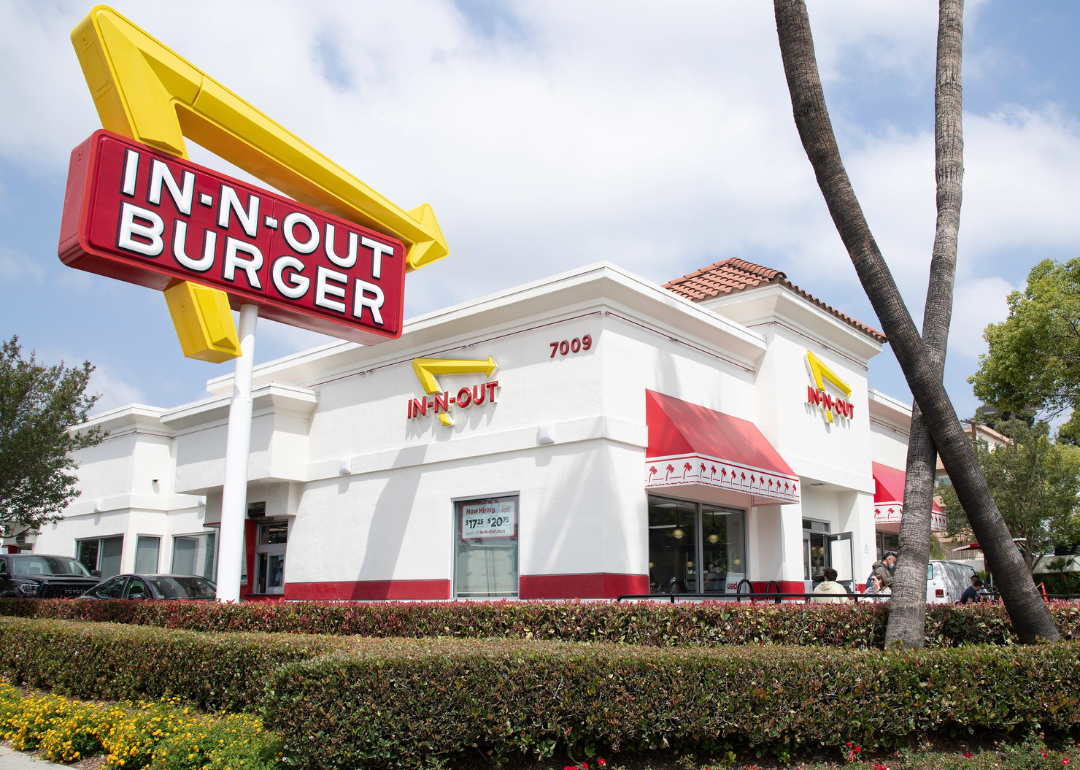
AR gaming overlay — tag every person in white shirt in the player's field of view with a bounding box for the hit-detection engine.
[811,567,849,604]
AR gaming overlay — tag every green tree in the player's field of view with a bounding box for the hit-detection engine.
[0,336,105,533]
[972,258,1080,440]
[938,420,1080,571]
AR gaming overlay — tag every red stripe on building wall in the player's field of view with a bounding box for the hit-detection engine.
[749,580,805,595]
[283,579,451,601]
[519,573,649,599]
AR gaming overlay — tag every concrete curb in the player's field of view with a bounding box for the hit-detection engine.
[0,746,67,768]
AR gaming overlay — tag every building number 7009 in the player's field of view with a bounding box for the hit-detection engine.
[549,335,592,358]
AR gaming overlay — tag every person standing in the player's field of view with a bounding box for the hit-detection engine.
[864,573,891,602]
[812,568,849,604]
[958,576,985,605]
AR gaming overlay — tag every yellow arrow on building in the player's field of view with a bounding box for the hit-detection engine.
[71,6,448,272]
[412,357,498,426]
[806,350,852,423]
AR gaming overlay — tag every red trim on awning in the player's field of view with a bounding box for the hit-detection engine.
[644,390,799,504]
[872,462,945,532]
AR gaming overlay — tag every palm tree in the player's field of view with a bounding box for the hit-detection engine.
[773,0,1058,644]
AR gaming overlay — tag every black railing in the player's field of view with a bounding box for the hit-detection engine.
[616,590,886,605]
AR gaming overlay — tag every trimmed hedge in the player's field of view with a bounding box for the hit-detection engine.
[1,596,1078,648]
[0,618,339,712]
[266,638,1080,769]
[3,618,1080,769]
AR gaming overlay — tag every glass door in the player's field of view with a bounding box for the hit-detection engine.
[255,521,288,595]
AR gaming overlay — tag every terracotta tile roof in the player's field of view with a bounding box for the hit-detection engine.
[662,258,886,344]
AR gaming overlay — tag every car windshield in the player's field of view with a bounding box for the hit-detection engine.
[147,576,217,600]
[10,556,92,578]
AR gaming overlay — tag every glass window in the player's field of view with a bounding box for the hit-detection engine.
[259,521,288,545]
[11,556,91,577]
[77,540,99,574]
[876,531,899,562]
[135,536,160,574]
[253,521,288,595]
[454,496,518,598]
[124,577,151,599]
[91,576,127,599]
[702,506,745,593]
[76,537,123,579]
[648,497,699,594]
[148,575,216,600]
[171,533,217,580]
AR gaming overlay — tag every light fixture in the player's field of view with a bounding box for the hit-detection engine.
[686,561,694,569]
[648,562,654,569]
[672,528,684,539]
[733,558,742,567]
[707,534,719,544]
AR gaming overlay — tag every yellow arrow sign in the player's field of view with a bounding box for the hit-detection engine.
[70,6,448,272]
[412,357,498,426]
[806,350,852,423]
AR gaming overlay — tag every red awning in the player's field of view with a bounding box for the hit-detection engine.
[872,462,945,532]
[645,390,799,504]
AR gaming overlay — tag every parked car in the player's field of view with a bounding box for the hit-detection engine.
[928,560,977,604]
[80,573,217,601]
[0,554,101,599]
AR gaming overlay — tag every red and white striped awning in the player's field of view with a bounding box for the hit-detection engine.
[644,390,799,505]
[873,462,946,532]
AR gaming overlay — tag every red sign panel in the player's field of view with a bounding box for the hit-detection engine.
[58,130,407,343]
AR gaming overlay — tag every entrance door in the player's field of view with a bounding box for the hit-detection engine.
[254,521,288,595]
[827,532,854,591]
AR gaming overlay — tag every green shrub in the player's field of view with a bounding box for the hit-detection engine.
[1,596,1077,649]
[263,638,1080,770]
[0,618,340,712]
[4,617,1080,770]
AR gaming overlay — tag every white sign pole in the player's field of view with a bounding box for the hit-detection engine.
[215,303,259,602]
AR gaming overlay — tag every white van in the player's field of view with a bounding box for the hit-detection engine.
[927,560,977,604]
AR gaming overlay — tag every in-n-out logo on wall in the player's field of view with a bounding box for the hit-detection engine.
[408,356,499,426]
[805,350,854,423]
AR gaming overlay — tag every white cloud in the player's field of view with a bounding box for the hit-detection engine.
[0,0,1075,396]
[87,362,148,415]
[947,276,1015,358]
[0,245,44,282]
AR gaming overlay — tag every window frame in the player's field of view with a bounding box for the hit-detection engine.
[76,535,124,579]
[452,493,520,600]
[647,494,748,595]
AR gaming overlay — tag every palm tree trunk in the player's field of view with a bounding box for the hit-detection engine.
[774,0,1059,643]
[886,0,964,650]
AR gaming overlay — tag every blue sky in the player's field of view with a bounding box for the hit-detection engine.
[1,1,1079,423]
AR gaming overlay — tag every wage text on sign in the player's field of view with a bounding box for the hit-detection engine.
[461,501,516,540]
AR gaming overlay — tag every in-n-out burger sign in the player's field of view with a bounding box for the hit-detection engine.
[409,356,499,427]
[58,130,407,344]
[805,350,854,423]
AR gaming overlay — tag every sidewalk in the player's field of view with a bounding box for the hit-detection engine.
[0,747,66,768]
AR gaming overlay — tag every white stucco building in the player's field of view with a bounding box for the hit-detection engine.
[13,258,941,600]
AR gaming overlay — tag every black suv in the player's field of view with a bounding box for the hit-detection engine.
[0,554,101,599]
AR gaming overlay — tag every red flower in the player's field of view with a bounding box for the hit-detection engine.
[846,742,853,748]
[854,746,861,753]
[964,753,972,758]
[583,764,589,770]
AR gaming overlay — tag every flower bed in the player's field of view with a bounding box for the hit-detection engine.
[0,681,279,769]
[1,597,1077,648]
